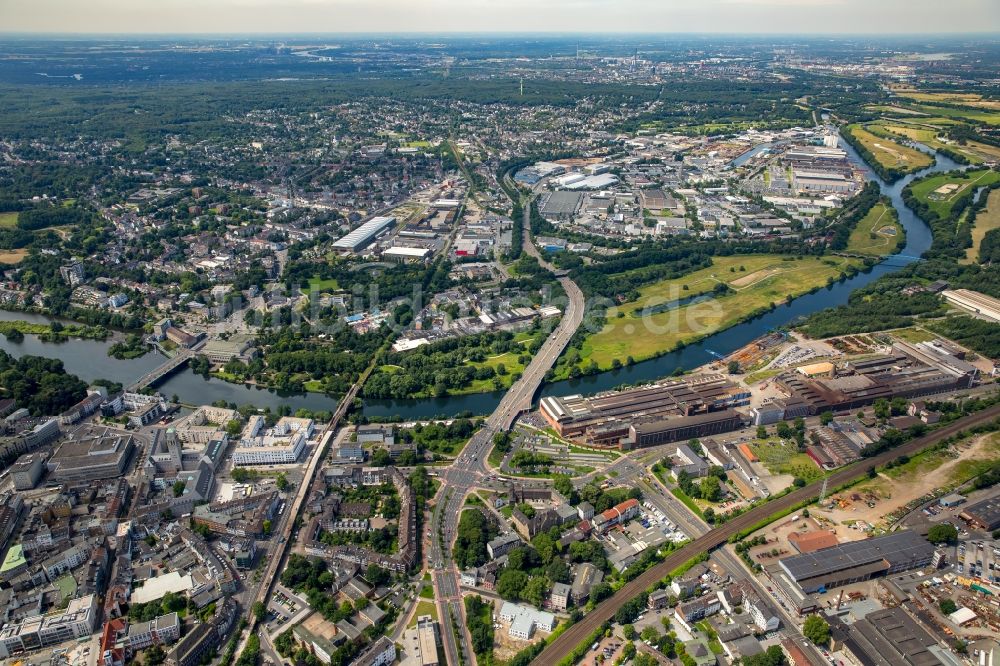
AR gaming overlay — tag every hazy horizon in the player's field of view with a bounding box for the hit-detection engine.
[1,0,998,36]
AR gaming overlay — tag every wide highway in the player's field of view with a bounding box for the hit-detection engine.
[428,196,586,663]
[532,401,1000,665]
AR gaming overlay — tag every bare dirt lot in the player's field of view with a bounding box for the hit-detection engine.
[814,432,1000,532]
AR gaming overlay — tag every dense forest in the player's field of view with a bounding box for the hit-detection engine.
[0,350,89,416]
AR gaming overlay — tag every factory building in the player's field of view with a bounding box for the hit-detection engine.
[778,531,934,594]
[960,496,1000,532]
[942,289,1000,323]
[539,375,748,448]
[331,216,396,253]
[774,342,977,417]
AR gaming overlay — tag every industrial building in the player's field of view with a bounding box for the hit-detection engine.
[829,607,955,666]
[960,496,1000,531]
[331,216,396,253]
[942,288,1000,323]
[773,342,977,417]
[539,191,584,221]
[778,531,934,593]
[628,410,743,449]
[539,375,749,448]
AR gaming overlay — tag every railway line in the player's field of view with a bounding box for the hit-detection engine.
[533,400,1000,665]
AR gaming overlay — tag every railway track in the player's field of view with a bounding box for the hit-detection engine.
[534,400,1000,665]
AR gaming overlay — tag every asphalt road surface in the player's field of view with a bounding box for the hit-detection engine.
[428,198,586,663]
[533,401,1000,665]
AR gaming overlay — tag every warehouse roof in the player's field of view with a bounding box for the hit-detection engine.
[779,531,932,582]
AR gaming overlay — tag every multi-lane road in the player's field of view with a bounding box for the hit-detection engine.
[533,401,1000,665]
[428,198,586,664]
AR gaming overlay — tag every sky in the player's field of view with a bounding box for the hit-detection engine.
[1,0,998,35]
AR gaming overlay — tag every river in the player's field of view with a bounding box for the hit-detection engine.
[0,139,962,420]
[0,310,340,413]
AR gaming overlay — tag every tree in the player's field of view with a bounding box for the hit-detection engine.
[145,644,166,666]
[803,615,830,646]
[262,519,272,536]
[371,448,391,467]
[703,507,716,524]
[820,411,834,426]
[927,524,958,544]
[756,425,768,439]
[622,624,636,640]
[172,480,186,497]
[252,601,267,621]
[522,576,551,608]
[532,533,558,564]
[496,570,529,601]
[366,563,390,586]
[275,473,289,491]
[727,360,741,374]
[939,598,958,615]
[640,626,660,642]
[225,419,243,437]
[700,476,721,502]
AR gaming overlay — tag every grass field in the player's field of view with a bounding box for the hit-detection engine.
[908,169,1000,219]
[904,103,1000,126]
[889,326,938,344]
[408,600,438,627]
[846,202,904,256]
[568,254,859,373]
[306,276,340,292]
[750,439,824,483]
[847,124,934,172]
[0,249,28,265]
[870,121,988,164]
[0,212,17,228]
[966,188,1000,264]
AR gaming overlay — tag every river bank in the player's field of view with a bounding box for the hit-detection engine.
[0,137,963,421]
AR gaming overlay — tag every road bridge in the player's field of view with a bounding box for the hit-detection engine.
[127,347,195,392]
[429,195,586,664]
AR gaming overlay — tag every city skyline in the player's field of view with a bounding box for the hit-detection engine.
[1,0,998,35]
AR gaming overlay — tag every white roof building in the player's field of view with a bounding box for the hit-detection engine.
[332,216,396,252]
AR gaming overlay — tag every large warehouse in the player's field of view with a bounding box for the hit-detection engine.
[332,216,396,253]
[539,375,749,448]
[778,530,934,593]
[774,342,977,416]
[960,496,1000,531]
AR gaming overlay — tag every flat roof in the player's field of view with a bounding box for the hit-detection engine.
[779,531,932,582]
[1,544,25,573]
[332,216,395,250]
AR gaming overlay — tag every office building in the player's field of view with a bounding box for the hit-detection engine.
[11,452,46,490]
[353,636,397,666]
[416,615,439,666]
[127,613,180,650]
[0,594,98,658]
[48,425,136,482]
